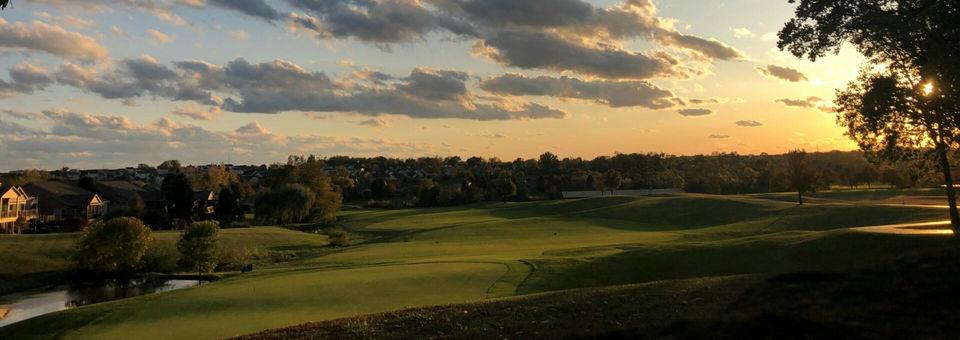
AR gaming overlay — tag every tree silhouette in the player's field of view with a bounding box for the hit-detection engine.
[785,150,816,205]
[779,0,960,231]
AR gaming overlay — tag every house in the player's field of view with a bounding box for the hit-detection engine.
[94,181,165,215]
[193,190,216,216]
[22,181,106,223]
[0,184,37,234]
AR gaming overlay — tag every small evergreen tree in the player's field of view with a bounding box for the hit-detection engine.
[177,221,219,275]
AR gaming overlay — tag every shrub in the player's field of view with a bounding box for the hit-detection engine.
[142,242,179,273]
[75,217,153,274]
[328,230,351,247]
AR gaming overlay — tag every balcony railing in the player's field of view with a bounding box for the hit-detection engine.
[0,210,38,219]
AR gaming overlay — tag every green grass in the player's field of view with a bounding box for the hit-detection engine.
[1,191,954,339]
[237,245,960,340]
[0,227,329,294]
[0,233,76,294]
[749,187,947,205]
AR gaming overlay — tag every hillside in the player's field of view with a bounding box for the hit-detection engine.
[236,246,960,339]
[0,194,954,339]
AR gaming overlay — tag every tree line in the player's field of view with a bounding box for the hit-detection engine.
[321,150,949,208]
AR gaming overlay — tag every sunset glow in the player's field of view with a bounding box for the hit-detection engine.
[0,0,865,170]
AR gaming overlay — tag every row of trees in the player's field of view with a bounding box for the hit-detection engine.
[323,150,947,208]
[75,217,218,276]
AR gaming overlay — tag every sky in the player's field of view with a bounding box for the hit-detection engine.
[0,0,866,171]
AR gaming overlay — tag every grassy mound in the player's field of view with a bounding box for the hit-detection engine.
[234,245,960,339]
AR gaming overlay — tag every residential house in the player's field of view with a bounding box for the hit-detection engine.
[94,181,165,216]
[193,190,216,217]
[0,184,37,234]
[22,181,105,223]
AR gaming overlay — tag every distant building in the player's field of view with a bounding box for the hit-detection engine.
[193,190,216,217]
[22,181,105,223]
[0,184,37,234]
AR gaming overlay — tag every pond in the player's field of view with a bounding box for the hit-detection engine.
[0,278,203,327]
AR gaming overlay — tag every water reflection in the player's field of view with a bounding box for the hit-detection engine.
[0,278,202,327]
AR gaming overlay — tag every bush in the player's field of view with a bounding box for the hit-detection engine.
[75,217,153,274]
[142,242,179,273]
[217,246,256,271]
[328,230,351,247]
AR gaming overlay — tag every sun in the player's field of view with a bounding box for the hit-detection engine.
[923,83,935,96]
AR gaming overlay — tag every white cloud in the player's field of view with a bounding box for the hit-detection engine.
[0,109,435,170]
[229,30,249,41]
[146,29,173,44]
[731,27,754,38]
[0,19,108,61]
[171,103,223,121]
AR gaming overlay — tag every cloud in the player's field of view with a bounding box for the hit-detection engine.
[109,25,125,36]
[34,12,95,29]
[50,56,195,101]
[229,29,249,41]
[31,57,567,121]
[731,27,754,38]
[708,134,730,139]
[1,109,43,120]
[22,0,743,81]
[444,0,744,61]
[235,121,269,134]
[474,130,507,139]
[303,112,332,120]
[650,30,744,61]
[678,108,712,117]
[287,0,741,78]
[146,29,173,43]
[287,0,449,44]
[756,64,808,82]
[0,19,109,61]
[735,120,763,127]
[475,30,684,79]
[817,106,837,113]
[208,0,283,21]
[0,109,434,170]
[0,63,54,96]
[358,117,390,128]
[481,73,680,109]
[26,0,188,26]
[171,103,223,121]
[776,96,824,108]
[687,97,744,105]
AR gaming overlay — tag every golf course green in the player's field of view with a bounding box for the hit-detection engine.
[0,193,954,339]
